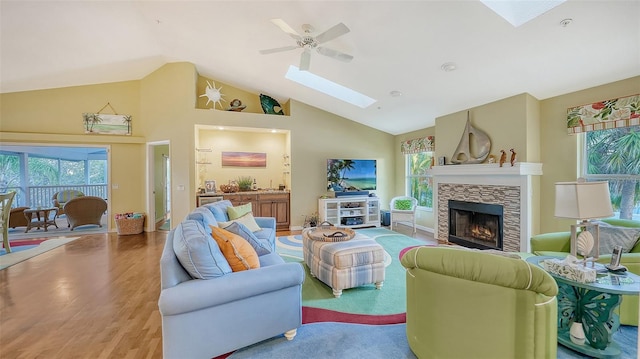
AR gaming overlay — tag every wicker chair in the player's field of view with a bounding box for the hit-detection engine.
[64,196,107,230]
[390,196,418,234]
[9,206,30,229]
[52,190,84,216]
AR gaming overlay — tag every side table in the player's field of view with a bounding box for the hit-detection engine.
[24,207,59,233]
[527,256,639,358]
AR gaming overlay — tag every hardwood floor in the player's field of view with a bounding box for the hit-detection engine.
[0,225,434,358]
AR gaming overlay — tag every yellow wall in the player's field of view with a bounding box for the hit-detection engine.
[197,129,288,190]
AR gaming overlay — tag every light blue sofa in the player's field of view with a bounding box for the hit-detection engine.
[159,200,304,359]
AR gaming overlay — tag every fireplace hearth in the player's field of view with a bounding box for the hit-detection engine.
[448,200,503,250]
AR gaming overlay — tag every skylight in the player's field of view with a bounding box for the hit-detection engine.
[480,0,566,27]
[285,66,377,109]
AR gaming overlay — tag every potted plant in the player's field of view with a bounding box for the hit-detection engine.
[236,176,253,192]
[304,212,319,228]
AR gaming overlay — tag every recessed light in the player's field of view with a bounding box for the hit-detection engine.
[441,62,457,72]
[390,90,402,97]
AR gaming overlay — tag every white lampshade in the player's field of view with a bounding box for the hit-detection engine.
[555,180,614,220]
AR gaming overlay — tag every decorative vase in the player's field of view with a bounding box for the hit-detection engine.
[569,321,586,345]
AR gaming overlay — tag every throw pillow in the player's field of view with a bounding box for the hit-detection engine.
[222,221,272,256]
[210,226,260,272]
[394,199,412,210]
[218,212,262,232]
[228,203,252,220]
[185,206,218,234]
[590,225,640,254]
[172,220,232,279]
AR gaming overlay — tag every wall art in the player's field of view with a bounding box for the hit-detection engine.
[221,152,267,167]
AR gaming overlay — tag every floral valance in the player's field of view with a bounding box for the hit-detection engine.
[401,136,434,154]
[566,94,639,134]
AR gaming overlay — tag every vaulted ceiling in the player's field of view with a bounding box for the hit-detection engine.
[2,1,638,135]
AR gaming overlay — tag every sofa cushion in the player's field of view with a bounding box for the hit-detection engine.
[203,200,233,222]
[227,203,253,220]
[173,220,232,279]
[590,224,640,254]
[186,206,218,234]
[210,226,260,272]
[219,212,262,232]
[222,221,272,256]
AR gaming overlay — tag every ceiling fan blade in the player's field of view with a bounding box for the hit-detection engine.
[300,49,311,71]
[259,45,299,55]
[270,19,301,41]
[317,47,353,62]
[314,23,350,44]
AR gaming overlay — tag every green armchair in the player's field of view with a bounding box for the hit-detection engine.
[401,246,558,359]
[530,218,640,326]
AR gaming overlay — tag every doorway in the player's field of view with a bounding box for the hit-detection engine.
[148,142,171,231]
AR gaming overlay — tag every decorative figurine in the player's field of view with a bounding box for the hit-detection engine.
[499,150,507,167]
[227,99,247,112]
[199,80,225,109]
[510,148,517,166]
[487,155,496,163]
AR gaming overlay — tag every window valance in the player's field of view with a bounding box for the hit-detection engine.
[566,94,639,134]
[401,136,434,154]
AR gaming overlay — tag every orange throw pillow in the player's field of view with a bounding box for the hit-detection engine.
[210,226,260,272]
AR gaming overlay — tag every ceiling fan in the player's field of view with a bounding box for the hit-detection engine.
[259,19,353,71]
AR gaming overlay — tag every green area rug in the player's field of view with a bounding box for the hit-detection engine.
[276,227,427,316]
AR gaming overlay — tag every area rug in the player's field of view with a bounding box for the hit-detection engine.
[228,322,636,359]
[276,227,428,318]
[0,236,81,270]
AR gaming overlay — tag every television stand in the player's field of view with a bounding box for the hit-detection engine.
[319,196,380,228]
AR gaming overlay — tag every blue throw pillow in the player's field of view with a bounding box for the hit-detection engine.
[186,206,218,234]
[173,220,232,279]
[222,222,272,256]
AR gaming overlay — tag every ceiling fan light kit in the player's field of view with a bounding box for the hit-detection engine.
[260,19,353,71]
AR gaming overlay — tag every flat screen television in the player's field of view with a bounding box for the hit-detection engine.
[327,159,377,191]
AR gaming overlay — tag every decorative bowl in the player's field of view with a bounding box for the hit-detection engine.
[220,184,239,193]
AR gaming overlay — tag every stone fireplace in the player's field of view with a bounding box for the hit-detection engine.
[448,200,503,250]
[431,163,542,252]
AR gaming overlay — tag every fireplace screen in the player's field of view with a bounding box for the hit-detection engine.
[448,200,503,250]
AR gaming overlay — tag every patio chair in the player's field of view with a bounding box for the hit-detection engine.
[52,189,84,216]
[64,196,107,230]
[9,207,30,229]
[1,192,17,253]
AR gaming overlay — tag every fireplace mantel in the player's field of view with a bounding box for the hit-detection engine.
[432,162,543,252]
[430,162,542,177]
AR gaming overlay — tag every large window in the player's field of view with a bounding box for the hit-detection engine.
[406,152,434,209]
[582,126,640,220]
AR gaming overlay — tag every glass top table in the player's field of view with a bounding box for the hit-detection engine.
[527,255,638,358]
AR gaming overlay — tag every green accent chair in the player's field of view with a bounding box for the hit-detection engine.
[530,218,640,326]
[401,246,558,359]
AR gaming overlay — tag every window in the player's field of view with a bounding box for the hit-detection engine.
[406,152,434,209]
[582,126,640,220]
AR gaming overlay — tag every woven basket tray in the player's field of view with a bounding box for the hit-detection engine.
[115,216,145,235]
[305,222,356,242]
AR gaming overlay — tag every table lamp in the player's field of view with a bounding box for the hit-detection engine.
[554,179,614,263]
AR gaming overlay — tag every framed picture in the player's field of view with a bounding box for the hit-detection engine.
[204,180,217,193]
[83,113,132,135]
[221,152,267,167]
[438,156,445,166]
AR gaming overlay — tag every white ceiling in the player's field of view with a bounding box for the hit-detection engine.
[2,1,639,135]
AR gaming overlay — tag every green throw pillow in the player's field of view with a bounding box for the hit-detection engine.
[394,199,412,210]
[227,203,252,220]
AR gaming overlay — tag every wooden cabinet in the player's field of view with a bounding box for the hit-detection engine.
[258,193,290,230]
[319,196,380,228]
[201,192,290,230]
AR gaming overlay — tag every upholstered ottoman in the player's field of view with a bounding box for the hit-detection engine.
[302,229,385,298]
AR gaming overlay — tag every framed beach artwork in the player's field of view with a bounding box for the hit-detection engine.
[83,113,132,135]
[221,152,267,167]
